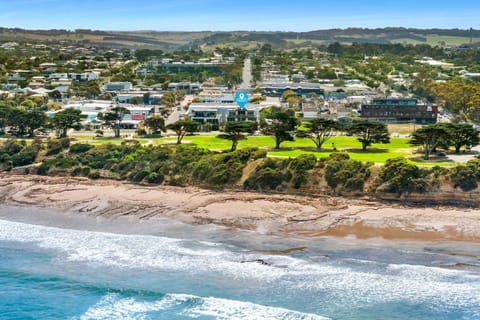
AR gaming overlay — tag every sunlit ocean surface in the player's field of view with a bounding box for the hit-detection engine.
[1,212,479,320]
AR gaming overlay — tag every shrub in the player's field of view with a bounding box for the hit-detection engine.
[37,160,53,175]
[379,158,429,194]
[324,154,371,192]
[46,138,70,155]
[289,154,317,188]
[71,167,83,176]
[244,158,291,190]
[289,154,317,171]
[450,160,480,191]
[192,150,248,185]
[0,139,24,158]
[88,171,101,179]
[11,150,36,167]
[70,143,93,154]
[146,171,163,184]
[10,142,41,167]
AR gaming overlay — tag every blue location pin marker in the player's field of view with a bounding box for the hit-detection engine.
[235,91,249,109]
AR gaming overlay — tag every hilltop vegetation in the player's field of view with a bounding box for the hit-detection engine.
[1,27,480,50]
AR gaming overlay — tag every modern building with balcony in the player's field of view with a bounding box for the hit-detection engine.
[186,103,260,130]
[102,82,133,93]
[261,82,325,97]
[360,99,437,124]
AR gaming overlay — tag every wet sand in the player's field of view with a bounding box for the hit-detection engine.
[1,174,479,242]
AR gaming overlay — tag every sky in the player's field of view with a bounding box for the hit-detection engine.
[0,0,479,31]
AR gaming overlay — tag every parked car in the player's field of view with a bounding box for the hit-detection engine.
[34,128,49,137]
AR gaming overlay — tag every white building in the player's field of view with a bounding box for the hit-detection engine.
[186,103,261,130]
[103,82,132,92]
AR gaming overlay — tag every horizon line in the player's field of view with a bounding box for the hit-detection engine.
[0,26,478,33]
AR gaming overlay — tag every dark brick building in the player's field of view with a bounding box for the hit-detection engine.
[360,99,437,124]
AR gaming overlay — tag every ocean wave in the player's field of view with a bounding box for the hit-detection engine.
[2,219,480,315]
[0,219,290,282]
[77,293,328,320]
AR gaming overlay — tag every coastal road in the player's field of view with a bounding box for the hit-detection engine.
[239,58,252,89]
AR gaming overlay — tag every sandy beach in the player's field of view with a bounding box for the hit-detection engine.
[1,173,479,242]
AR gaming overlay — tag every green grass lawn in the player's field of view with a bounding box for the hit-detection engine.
[73,134,458,166]
[146,135,415,164]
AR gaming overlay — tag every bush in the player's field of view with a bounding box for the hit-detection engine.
[46,138,70,155]
[10,142,41,167]
[289,154,317,189]
[244,158,291,190]
[290,154,317,171]
[71,167,83,176]
[450,160,480,191]
[37,160,53,175]
[11,148,37,166]
[0,139,24,158]
[70,143,93,154]
[146,171,164,184]
[379,158,429,194]
[71,166,91,177]
[88,171,101,179]
[324,154,371,192]
[192,150,248,185]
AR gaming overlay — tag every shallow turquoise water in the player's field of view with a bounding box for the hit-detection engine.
[1,216,480,320]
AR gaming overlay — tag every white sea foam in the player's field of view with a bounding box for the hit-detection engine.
[2,218,480,314]
[0,219,288,282]
[78,293,328,320]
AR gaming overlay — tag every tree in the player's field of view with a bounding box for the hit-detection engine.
[70,81,101,99]
[100,106,130,138]
[281,90,300,107]
[347,120,390,151]
[299,119,338,150]
[48,90,62,101]
[143,115,165,134]
[0,104,13,134]
[445,123,480,153]
[50,108,85,137]
[129,96,143,105]
[218,121,255,151]
[8,108,48,137]
[410,124,450,160]
[24,109,48,137]
[161,91,176,109]
[260,106,299,149]
[166,119,199,144]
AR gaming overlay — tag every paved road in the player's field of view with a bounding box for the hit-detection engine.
[446,145,480,163]
[239,58,252,89]
[165,95,192,125]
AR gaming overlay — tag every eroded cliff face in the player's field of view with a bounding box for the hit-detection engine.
[271,168,480,207]
[375,185,480,206]
[7,159,480,207]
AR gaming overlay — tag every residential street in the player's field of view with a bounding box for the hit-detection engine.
[239,58,252,89]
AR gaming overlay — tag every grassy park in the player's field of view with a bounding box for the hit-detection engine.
[73,134,455,167]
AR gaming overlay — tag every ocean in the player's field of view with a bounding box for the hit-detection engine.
[0,207,479,320]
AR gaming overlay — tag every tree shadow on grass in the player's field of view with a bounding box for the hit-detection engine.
[342,148,389,153]
[267,146,335,153]
[408,156,454,163]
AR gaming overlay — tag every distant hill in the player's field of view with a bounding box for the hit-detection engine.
[0,27,479,50]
